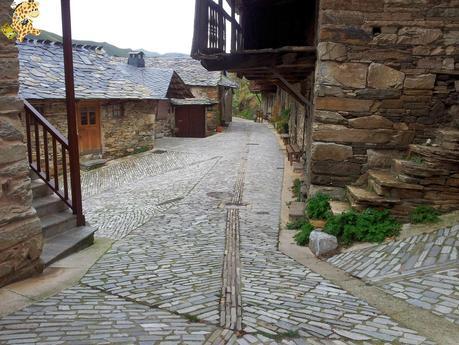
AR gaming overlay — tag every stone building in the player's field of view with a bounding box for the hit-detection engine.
[192,0,459,217]
[0,2,43,287]
[145,56,238,133]
[19,41,193,160]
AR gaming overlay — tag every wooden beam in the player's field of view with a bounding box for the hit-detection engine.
[272,70,312,107]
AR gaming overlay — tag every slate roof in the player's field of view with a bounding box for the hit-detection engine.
[144,56,238,89]
[18,40,183,100]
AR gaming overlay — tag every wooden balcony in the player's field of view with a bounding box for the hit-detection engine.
[192,0,317,84]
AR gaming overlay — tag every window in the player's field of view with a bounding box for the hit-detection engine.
[109,103,124,118]
[89,112,96,125]
[81,112,88,125]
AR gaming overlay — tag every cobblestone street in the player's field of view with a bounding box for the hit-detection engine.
[0,120,444,344]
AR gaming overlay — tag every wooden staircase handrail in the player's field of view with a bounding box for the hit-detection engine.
[23,99,69,147]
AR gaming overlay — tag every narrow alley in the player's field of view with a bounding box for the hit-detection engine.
[1,120,452,344]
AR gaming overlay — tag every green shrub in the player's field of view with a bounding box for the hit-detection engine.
[294,222,315,246]
[275,108,290,134]
[410,206,440,224]
[287,218,308,230]
[307,193,332,220]
[409,155,425,164]
[325,208,401,246]
[292,179,302,202]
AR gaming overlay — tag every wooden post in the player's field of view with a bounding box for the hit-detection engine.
[60,0,85,226]
[218,0,224,52]
[231,0,236,52]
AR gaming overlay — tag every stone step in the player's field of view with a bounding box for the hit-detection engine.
[346,185,400,208]
[330,201,351,215]
[40,210,77,239]
[410,144,459,164]
[31,179,52,199]
[368,170,425,200]
[41,226,96,267]
[369,170,424,191]
[391,159,451,178]
[32,195,68,218]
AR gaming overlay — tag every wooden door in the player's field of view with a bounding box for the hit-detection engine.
[77,103,101,154]
[175,106,206,138]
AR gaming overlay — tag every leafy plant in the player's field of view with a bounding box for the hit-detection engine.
[324,208,401,246]
[287,218,308,230]
[307,193,332,220]
[292,178,302,202]
[410,155,425,165]
[294,222,315,246]
[410,206,440,224]
[274,108,290,134]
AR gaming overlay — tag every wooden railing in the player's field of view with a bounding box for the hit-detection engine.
[24,99,85,226]
[192,0,243,56]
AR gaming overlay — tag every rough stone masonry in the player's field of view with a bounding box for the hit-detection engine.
[0,1,43,287]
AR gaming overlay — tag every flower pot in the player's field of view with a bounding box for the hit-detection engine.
[216,126,224,133]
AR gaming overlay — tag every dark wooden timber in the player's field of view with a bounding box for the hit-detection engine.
[43,128,50,180]
[61,0,85,226]
[24,100,74,210]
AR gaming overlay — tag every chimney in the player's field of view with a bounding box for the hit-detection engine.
[127,51,145,67]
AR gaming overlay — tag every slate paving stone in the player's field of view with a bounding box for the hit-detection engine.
[0,120,435,344]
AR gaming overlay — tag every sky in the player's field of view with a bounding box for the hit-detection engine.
[34,0,196,54]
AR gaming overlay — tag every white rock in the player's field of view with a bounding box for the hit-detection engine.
[309,230,338,257]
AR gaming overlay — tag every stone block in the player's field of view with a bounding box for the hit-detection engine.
[313,124,392,144]
[309,230,338,258]
[315,97,374,112]
[315,110,348,125]
[0,118,23,141]
[404,74,436,90]
[349,115,394,129]
[397,27,442,45]
[0,142,27,165]
[312,160,361,177]
[368,150,404,169]
[368,63,405,90]
[356,89,401,100]
[311,142,353,161]
[289,202,305,221]
[317,62,367,89]
[317,42,347,61]
[308,185,346,201]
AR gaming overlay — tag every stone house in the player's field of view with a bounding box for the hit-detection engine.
[144,56,238,133]
[192,0,459,218]
[18,41,193,160]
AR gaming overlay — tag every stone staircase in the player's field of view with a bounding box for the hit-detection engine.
[346,127,459,220]
[31,173,96,266]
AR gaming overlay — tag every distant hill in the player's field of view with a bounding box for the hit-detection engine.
[27,30,188,58]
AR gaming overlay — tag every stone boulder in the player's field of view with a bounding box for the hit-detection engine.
[349,115,394,129]
[309,231,338,258]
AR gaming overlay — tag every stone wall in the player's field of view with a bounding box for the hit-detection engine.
[155,100,175,138]
[101,100,156,158]
[309,0,459,199]
[0,2,43,287]
[28,100,156,160]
